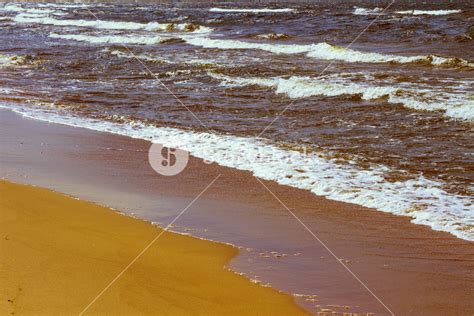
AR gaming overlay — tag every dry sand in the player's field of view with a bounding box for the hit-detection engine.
[0,180,307,315]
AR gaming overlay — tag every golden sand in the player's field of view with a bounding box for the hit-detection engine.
[0,181,307,315]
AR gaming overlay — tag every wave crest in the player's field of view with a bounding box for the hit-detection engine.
[183,37,472,68]
[353,7,383,15]
[209,72,474,121]
[6,104,473,241]
[254,33,290,40]
[0,54,40,67]
[395,9,462,15]
[209,8,295,13]
[14,14,212,34]
[49,33,169,45]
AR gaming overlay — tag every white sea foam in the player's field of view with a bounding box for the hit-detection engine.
[0,3,66,16]
[395,9,462,15]
[254,33,289,40]
[1,4,54,14]
[210,8,295,13]
[15,10,471,68]
[3,103,473,241]
[0,55,14,66]
[209,72,474,121]
[49,33,167,45]
[353,7,383,15]
[13,14,213,34]
[182,37,473,67]
[109,49,214,66]
[37,3,93,8]
[0,54,26,67]
[108,48,257,68]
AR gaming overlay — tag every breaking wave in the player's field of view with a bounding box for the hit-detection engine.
[353,7,383,15]
[1,3,57,14]
[209,8,295,13]
[4,103,473,241]
[0,54,20,67]
[49,33,168,45]
[0,54,39,67]
[13,14,213,33]
[36,3,93,8]
[254,33,290,40]
[109,49,223,67]
[209,72,474,121]
[183,37,473,67]
[395,9,462,15]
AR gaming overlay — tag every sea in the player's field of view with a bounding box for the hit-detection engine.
[0,1,473,241]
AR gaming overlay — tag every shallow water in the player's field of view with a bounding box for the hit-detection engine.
[0,1,473,240]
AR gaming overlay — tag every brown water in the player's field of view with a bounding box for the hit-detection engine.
[0,1,473,239]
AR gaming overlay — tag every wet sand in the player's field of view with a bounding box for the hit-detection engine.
[1,108,473,315]
[0,180,307,315]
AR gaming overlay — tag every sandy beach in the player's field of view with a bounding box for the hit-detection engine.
[1,109,473,315]
[0,180,308,315]
[1,1,473,314]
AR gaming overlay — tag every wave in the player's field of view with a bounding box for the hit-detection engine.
[1,3,57,14]
[209,8,295,13]
[108,48,260,70]
[353,7,383,15]
[0,54,39,67]
[183,37,473,67]
[49,33,168,45]
[13,14,213,34]
[36,3,93,8]
[4,103,473,241]
[254,33,290,40]
[183,36,310,53]
[209,72,474,121]
[49,32,472,68]
[109,49,217,66]
[0,54,19,67]
[395,9,462,15]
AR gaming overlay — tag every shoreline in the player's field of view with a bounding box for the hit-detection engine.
[0,180,308,315]
[1,108,473,315]
[2,105,470,242]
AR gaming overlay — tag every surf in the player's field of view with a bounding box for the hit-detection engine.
[5,102,473,241]
[182,37,473,68]
[209,72,474,122]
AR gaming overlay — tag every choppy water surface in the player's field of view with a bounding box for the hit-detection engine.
[0,1,473,240]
